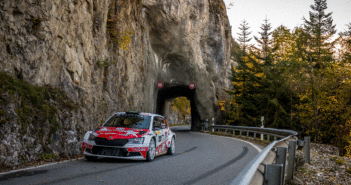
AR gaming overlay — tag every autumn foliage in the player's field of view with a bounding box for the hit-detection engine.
[226,0,351,156]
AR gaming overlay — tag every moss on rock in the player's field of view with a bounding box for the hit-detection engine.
[0,72,79,166]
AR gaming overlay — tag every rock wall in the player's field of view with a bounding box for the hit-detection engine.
[145,0,232,122]
[0,0,232,166]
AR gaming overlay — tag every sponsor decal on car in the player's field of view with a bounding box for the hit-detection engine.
[127,147,148,152]
[121,130,139,137]
[156,139,169,153]
[100,127,108,131]
[82,142,87,150]
[127,147,149,158]
[140,151,148,158]
[101,133,118,135]
[87,144,93,149]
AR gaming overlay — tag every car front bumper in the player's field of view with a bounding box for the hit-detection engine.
[83,151,146,160]
[83,144,148,160]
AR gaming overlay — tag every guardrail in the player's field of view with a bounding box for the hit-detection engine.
[209,125,310,185]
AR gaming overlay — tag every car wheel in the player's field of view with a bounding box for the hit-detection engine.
[146,138,156,162]
[85,155,98,161]
[167,137,175,155]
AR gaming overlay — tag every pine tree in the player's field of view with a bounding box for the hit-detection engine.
[338,23,351,63]
[226,21,262,126]
[253,22,294,129]
[340,23,351,36]
[254,17,275,64]
[236,20,252,101]
[272,25,295,62]
[237,20,252,55]
[303,0,336,142]
[303,0,336,69]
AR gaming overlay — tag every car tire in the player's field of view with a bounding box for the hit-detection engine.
[146,138,156,162]
[85,155,98,161]
[167,137,175,155]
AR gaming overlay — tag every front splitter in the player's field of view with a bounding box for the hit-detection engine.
[83,151,146,160]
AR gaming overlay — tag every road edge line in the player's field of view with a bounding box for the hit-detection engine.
[0,157,84,176]
[190,132,262,153]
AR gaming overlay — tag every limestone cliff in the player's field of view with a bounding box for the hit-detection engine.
[0,0,232,166]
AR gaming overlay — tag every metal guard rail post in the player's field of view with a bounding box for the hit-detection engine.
[209,125,300,185]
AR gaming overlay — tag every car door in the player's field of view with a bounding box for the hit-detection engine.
[159,116,167,152]
[152,116,162,153]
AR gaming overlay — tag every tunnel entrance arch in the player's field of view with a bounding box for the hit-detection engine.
[156,85,201,131]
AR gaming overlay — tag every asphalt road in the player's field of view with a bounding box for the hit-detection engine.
[0,126,260,185]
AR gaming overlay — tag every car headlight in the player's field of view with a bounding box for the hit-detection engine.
[88,133,96,141]
[128,137,144,144]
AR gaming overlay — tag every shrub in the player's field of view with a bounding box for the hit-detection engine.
[331,156,345,165]
[346,167,351,174]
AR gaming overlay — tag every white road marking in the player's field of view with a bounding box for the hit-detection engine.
[191,132,262,153]
[0,157,84,176]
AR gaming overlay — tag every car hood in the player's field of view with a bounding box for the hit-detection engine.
[94,127,149,139]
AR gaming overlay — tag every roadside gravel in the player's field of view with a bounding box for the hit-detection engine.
[287,143,351,185]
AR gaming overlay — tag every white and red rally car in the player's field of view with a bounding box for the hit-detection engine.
[81,112,176,161]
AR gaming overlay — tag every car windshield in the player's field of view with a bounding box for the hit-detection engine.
[103,114,151,129]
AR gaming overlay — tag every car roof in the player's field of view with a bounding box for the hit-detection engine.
[114,112,165,117]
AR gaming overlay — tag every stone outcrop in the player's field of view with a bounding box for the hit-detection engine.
[0,0,233,166]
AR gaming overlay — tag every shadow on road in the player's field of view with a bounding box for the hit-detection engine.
[0,169,48,181]
[91,158,141,164]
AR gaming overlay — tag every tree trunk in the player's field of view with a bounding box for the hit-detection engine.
[310,52,318,143]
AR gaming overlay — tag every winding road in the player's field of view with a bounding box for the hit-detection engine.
[0,126,261,185]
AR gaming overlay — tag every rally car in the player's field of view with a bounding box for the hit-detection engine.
[81,112,176,162]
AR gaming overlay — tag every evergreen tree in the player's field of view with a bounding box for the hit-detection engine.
[253,22,294,129]
[226,21,262,126]
[236,20,252,101]
[340,23,351,36]
[272,25,294,62]
[303,0,336,69]
[237,20,252,55]
[338,23,351,63]
[254,17,275,64]
[303,0,336,142]
[257,59,294,129]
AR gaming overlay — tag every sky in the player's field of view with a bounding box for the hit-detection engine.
[223,0,351,45]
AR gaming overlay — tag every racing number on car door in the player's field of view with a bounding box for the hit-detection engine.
[159,117,167,152]
[153,117,162,147]
[154,116,166,152]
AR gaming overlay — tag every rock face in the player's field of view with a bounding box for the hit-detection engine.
[145,0,232,127]
[0,0,232,166]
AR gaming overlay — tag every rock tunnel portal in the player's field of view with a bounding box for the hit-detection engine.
[156,85,201,131]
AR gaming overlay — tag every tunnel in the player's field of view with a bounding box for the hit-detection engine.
[156,85,201,131]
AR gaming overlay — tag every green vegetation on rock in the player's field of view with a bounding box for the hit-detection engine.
[0,71,78,142]
[0,108,8,126]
